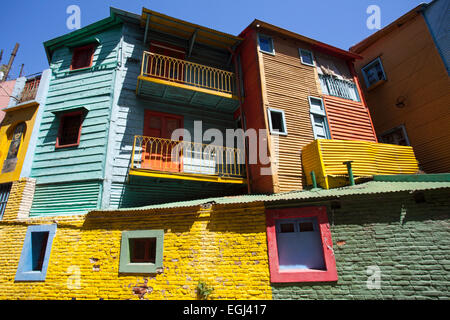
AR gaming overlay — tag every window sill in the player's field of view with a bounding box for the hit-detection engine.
[55,143,80,149]
[260,49,276,56]
[69,66,94,73]
[367,79,386,91]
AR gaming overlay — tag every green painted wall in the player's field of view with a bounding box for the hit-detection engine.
[271,189,450,299]
[29,25,123,216]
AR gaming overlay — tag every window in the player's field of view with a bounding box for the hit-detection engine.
[308,97,330,139]
[266,206,337,283]
[379,125,410,146]
[2,122,26,173]
[0,183,12,220]
[258,34,275,55]
[56,111,84,148]
[70,44,96,70]
[361,57,386,88]
[299,49,314,66]
[267,108,288,135]
[119,230,164,274]
[15,224,57,281]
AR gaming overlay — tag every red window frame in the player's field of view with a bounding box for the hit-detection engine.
[70,44,96,71]
[55,111,84,149]
[266,206,338,283]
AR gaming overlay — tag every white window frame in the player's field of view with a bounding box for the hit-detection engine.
[267,108,288,136]
[308,96,330,139]
[299,49,315,67]
[361,57,387,88]
[258,33,275,55]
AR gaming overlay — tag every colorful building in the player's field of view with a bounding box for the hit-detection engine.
[350,0,450,173]
[0,6,448,301]
[29,8,247,217]
[237,20,419,192]
[0,70,50,220]
[0,174,448,299]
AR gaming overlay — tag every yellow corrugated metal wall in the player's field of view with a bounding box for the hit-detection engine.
[302,139,419,189]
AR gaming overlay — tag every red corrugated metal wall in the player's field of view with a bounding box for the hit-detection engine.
[324,95,377,142]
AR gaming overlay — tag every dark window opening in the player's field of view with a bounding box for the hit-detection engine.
[130,238,156,263]
[280,223,295,233]
[31,232,49,271]
[299,222,314,232]
[270,110,285,134]
[71,45,95,70]
[57,112,83,147]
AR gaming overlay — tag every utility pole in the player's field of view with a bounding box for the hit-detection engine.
[19,64,24,78]
[2,43,19,82]
[0,49,3,64]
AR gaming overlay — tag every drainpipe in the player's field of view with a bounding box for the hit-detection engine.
[310,171,318,189]
[343,161,355,186]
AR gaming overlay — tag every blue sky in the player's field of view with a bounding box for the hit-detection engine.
[0,0,428,78]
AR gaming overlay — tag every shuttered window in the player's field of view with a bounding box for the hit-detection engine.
[308,96,330,139]
[0,183,12,220]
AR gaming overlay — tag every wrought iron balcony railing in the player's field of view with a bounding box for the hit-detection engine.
[18,76,41,103]
[141,51,236,95]
[319,74,360,102]
[130,135,245,178]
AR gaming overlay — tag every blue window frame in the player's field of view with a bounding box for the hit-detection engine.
[299,49,315,66]
[258,34,275,55]
[0,183,12,220]
[361,57,387,88]
[15,224,57,281]
[275,217,325,270]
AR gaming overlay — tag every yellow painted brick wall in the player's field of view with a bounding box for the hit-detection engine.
[0,204,272,300]
[1,179,27,221]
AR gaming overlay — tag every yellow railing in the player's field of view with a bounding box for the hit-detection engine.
[131,135,245,178]
[141,51,235,94]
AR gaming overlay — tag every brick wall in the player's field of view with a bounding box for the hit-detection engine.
[0,203,272,300]
[271,189,450,299]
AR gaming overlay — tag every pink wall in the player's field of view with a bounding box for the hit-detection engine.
[0,79,16,123]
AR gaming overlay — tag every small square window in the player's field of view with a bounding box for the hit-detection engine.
[266,206,337,283]
[56,111,84,148]
[268,108,288,135]
[361,57,386,88]
[15,224,57,281]
[70,44,96,70]
[129,238,156,263]
[258,34,275,55]
[119,230,164,274]
[299,49,314,66]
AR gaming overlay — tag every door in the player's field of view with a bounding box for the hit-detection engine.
[148,42,185,82]
[142,110,183,172]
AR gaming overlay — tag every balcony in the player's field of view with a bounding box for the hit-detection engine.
[18,75,41,103]
[319,74,360,102]
[302,139,419,189]
[136,52,240,111]
[129,135,246,184]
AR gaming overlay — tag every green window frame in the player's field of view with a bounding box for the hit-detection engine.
[119,230,164,274]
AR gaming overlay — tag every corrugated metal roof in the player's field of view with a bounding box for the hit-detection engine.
[91,178,450,213]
